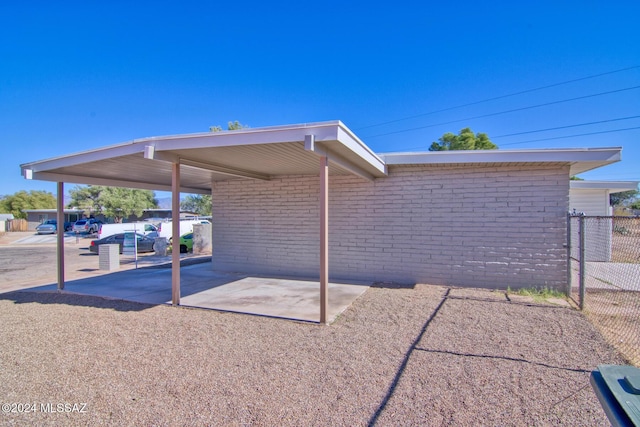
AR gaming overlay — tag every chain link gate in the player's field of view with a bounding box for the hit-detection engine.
[568,214,640,366]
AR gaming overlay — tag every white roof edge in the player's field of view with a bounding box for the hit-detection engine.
[21,208,85,213]
[378,147,622,164]
[336,121,385,164]
[20,120,390,179]
[20,121,346,171]
[570,180,639,192]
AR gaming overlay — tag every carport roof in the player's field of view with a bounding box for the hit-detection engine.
[21,121,387,194]
[21,120,622,192]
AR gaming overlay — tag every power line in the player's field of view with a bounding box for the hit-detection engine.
[356,65,640,131]
[492,115,640,138]
[363,85,640,139]
[384,124,640,152]
[500,126,640,146]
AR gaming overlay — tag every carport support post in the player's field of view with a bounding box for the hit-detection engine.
[172,161,181,306]
[320,156,329,324]
[56,181,65,290]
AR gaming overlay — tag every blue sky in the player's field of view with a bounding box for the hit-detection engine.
[1,1,639,197]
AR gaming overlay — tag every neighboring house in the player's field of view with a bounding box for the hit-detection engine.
[22,209,201,230]
[22,209,85,231]
[19,121,625,291]
[569,180,639,216]
[569,180,639,262]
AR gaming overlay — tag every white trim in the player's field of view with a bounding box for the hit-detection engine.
[30,171,210,194]
[305,134,377,181]
[570,180,639,193]
[379,147,621,165]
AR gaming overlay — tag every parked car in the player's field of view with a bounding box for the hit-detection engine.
[97,222,158,240]
[89,233,156,254]
[35,219,72,234]
[73,218,102,234]
[157,219,210,240]
[178,232,193,253]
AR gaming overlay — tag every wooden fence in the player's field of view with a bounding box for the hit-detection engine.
[8,219,28,232]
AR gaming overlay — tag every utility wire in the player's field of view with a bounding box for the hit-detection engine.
[492,115,640,138]
[363,85,640,138]
[356,65,640,131]
[500,126,640,146]
[386,124,640,152]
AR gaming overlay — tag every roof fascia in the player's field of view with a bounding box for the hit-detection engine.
[19,121,346,175]
[21,143,147,174]
[304,135,376,181]
[570,180,639,192]
[378,147,622,165]
[30,171,210,194]
[336,123,387,176]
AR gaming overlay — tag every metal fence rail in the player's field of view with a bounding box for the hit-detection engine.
[569,215,640,366]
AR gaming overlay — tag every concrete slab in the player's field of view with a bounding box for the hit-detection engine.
[179,276,369,323]
[21,263,369,323]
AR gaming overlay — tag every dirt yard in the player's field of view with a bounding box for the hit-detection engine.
[0,284,624,426]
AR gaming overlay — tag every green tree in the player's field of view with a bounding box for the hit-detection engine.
[209,120,249,132]
[181,194,212,216]
[68,185,158,223]
[0,190,57,219]
[429,128,497,151]
[610,190,639,206]
[66,186,103,213]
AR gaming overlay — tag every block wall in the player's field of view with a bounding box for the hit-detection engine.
[212,163,570,289]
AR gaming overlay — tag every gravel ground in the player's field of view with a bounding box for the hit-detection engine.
[0,284,624,426]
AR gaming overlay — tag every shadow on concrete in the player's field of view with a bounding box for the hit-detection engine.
[7,260,370,323]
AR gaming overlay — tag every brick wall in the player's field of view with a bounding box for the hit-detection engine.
[212,163,570,289]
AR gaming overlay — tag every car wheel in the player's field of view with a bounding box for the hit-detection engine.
[180,245,188,253]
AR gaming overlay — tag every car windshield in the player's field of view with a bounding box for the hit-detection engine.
[43,220,56,225]
[76,221,87,225]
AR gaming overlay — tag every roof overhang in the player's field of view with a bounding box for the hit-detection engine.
[570,180,639,193]
[20,121,388,193]
[378,147,622,176]
[21,121,624,192]
[21,209,85,213]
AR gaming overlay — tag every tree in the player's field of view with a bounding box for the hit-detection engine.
[610,190,639,207]
[429,128,497,151]
[68,185,158,222]
[0,190,57,219]
[181,194,212,216]
[66,186,103,213]
[209,120,249,132]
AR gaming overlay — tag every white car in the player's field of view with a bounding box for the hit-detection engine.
[36,219,59,234]
[72,219,101,234]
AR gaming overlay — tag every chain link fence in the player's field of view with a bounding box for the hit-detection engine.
[569,215,640,366]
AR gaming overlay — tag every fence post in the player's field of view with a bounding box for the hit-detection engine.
[579,215,586,310]
[566,213,572,297]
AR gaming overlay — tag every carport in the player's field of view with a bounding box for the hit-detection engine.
[20,121,387,323]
